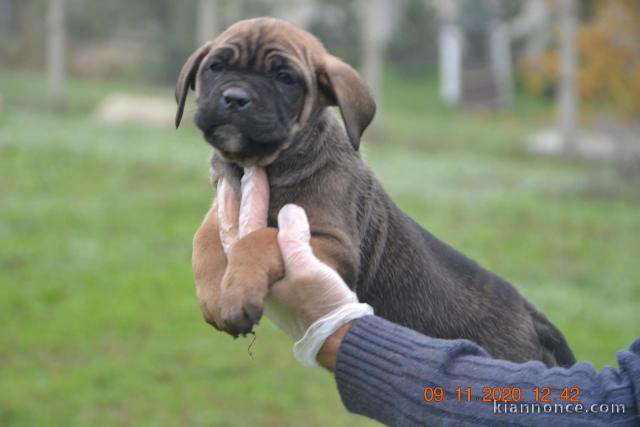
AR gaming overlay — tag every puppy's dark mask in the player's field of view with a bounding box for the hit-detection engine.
[175,17,376,165]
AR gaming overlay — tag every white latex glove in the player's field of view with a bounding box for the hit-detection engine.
[266,204,373,367]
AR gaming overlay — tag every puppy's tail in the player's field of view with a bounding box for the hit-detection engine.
[527,302,576,367]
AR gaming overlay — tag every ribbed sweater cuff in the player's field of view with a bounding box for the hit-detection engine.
[334,315,416,425]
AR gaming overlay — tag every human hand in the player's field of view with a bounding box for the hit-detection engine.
[266,204,373,368]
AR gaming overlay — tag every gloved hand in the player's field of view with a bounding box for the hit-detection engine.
[266,204,373,367]
[217,167,373,368]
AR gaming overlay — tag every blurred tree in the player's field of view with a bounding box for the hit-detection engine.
[520,0,640,117]
[431,0,461,105]
[356,0,395,135]
[272,0,316,28]
[197,0,220,44]
[579,0,640,116]
[557,0,578,152]
[508,0,549,66]
[433,0,514,110]
[47,0,66,110]
[489,1,514,108]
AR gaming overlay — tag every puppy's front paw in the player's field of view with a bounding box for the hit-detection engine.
[218,269,269,337]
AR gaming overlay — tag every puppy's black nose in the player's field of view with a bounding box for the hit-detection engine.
[221,88,252,111]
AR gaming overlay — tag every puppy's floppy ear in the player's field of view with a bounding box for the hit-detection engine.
[319,55,376,150]
[175,42,213,128]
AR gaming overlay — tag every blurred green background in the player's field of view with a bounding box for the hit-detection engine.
[1,1,639,426]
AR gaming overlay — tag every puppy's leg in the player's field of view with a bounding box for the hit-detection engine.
[192,209,284,337]
[192,203,228,330]
[219,226,358,335]
[219,228,283,336]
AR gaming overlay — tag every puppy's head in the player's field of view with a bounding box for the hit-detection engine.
[175,17,376,166]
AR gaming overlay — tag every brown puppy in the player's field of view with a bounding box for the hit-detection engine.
[177,17,575,366]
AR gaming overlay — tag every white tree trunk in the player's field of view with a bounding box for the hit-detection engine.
[557,0,578,152]
[197,0,220,45]
[47,0,66,110]
[431,0,462,106]
[439,24,462,105]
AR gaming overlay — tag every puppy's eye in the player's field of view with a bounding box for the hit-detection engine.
[275,71,296,85]
[209,62,224,72]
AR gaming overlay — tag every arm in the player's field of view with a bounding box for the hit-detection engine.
[333,315,640,426]
[267,204,640,426]
[207,175,639,425]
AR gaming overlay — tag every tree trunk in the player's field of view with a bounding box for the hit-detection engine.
[197,0,220,45]
[557,0,578,153]
[356,0,394,136]
[439,24,462,105]
[490,21,513,108]
[47,0,66,111]
[516,0,550,70]
[432,0,461,106]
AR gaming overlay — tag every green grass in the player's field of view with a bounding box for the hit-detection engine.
[1,68,639,426]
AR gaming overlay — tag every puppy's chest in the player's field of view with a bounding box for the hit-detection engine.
[265,186,305,226]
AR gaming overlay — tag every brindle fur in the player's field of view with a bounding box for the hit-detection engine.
[178,17,575,367]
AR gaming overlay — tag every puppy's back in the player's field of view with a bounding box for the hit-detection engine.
[356,180,575,366]
[266,112,575,367]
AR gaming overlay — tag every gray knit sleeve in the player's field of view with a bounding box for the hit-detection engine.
[335,315,640,426]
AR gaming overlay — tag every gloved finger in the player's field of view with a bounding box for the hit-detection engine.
[239,166,270,238]
[217,177,240,254]
[277,204,314,269]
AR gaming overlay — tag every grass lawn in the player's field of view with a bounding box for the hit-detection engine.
[1,68,638,426]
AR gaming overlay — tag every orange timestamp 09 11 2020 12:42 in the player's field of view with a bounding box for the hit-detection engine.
[423,385,582,404]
